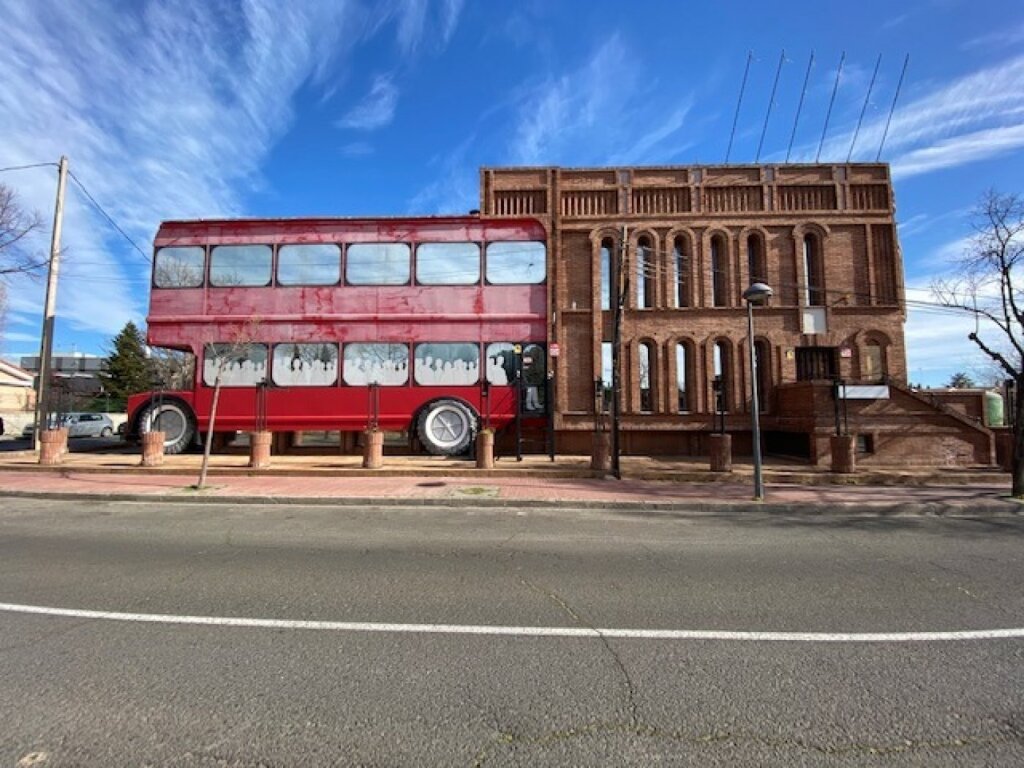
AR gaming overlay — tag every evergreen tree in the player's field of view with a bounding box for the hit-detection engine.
[946,371,976,388]
[100,321,153,409]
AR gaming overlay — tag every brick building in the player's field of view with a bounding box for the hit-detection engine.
[480,163,994,466]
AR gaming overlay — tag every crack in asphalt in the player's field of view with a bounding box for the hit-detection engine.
[517,577,640,730]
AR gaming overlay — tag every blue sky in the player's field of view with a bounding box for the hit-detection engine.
[1,0,1023,386]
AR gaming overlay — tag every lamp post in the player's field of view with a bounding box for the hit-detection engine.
[742,282,773,501]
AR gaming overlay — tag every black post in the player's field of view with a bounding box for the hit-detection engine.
[841,378,849,436]
[611,231,626,480]
[833,378,842,436]
[546,373,554,461]
[515,347,523,462]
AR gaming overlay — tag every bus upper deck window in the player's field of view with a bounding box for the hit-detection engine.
[486,242,546,284]
[416,243,479,285]
[154,246,205,288]
[210,244,272,287]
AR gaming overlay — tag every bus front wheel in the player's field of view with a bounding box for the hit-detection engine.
[417,400,477,456]
[136,400,196,455]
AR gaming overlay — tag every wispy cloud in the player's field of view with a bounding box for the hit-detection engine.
[962,21,1024,51]
[340,141,375,157]
[338,75,399,130]
[793,53,1024,178]
[509,34,694,166]
[0,0,358,345]
[389,0,464,55]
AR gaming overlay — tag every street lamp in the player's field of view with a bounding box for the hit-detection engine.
[742,282,773,501]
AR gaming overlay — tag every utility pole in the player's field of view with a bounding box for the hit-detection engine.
[611,226,627,479]
[32,155,68,451]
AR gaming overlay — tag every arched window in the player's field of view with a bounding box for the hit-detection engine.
[673,236,689,308]
[754,339,771,413]
[863,339,884,382]
[747,233,766,284]
[600,238,613,311]
[639,340,655,412]
[713,340,731,412]
[803,232,824,306]
[636,236,654,309]
[711,234,728,307]
[676,342,691,412]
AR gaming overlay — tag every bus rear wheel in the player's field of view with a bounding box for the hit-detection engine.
[137,401,196,455]
[417,399,477,456]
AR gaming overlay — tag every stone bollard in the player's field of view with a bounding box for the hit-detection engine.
[708,433,733,472]
[591,431,611,472]
[363,428,384,469]
[830,434,857,474]
[248,430,272,469]
[475,430,495,469]
[141,431,166,467]
[38,428,66,466]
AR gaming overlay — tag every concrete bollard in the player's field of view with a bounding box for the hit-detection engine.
[248,430,272,469]
[709,433,733,472]
[38,428,66,466]
[141,431,166,467]
[363,428,384,469]
[831,434,857,474]
[475,430,495,469]
[591,431,611,472]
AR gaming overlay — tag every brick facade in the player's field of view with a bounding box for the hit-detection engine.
[480,163,994,466]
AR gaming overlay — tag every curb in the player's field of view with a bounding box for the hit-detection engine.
[1,488,1019,517]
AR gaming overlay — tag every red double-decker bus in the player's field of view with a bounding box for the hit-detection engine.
[126,215,548,455]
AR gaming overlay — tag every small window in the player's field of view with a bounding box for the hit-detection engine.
[486,241,546,284]
[600,240,613,311]
[210,245,272,287]
[486,343,518,385]
[343,343,409,386]
[676,343,689,412]
[203,343,268,387]
[711,235,728,307]
[414,343,479,385]
[600,341,613,412]
[856,434,875,454]
[673,238,689,308]
[747,234,766,284]
[803,233,825,306]
[272,343,339,386]
[278,244,340,286]
[863,341,884,383]
[416,242,479,285]
[636,237,654,309]
[639,341,655,412]
[346,243,410,285]
[154,246,204,288]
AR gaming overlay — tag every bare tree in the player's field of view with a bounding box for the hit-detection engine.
[196,319,262,489]
[0,183,45,277]
[932,190,1024,494]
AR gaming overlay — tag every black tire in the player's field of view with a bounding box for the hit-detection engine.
[100,427,113,438]
[416,399,477,456]
[137,400,196,455]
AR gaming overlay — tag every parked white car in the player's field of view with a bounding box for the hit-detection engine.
[22,413,116,439]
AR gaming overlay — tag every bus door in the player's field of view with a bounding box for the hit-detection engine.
[483,342,519,427]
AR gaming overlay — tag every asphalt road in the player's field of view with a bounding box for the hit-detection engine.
[1,498,1022,766]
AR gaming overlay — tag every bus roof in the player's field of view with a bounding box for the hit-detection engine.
[154,215,546,247]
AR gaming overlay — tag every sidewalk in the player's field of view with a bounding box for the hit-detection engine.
[0,446,1016,515]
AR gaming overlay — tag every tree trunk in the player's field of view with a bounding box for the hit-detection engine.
[1014,376,1024,498]
[197,375,223,489]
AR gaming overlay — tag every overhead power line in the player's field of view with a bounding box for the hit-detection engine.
[725,51,753,164]
[67,169,151,264]
[0,162,59,174]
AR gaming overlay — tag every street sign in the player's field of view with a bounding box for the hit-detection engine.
[550,343,560,357]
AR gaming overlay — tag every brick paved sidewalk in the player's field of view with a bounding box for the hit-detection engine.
[0,466,1016,514]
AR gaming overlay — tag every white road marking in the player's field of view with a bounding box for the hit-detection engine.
[1,602,1022,642]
